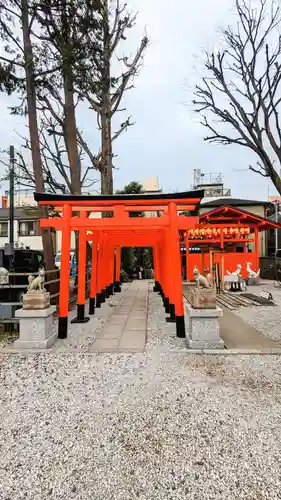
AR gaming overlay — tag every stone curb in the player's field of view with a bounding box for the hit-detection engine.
[2,347,281,355]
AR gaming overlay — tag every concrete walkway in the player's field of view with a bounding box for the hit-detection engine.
[89,281,148,353]
[219,309,278,349]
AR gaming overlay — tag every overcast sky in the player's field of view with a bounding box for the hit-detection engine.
[0,0,278,200]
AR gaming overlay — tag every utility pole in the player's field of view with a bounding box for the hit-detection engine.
[4,146,15,270]
[275,201,279,256]
[9,145,15,248]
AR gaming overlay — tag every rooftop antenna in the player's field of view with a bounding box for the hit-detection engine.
[193,168,204,188]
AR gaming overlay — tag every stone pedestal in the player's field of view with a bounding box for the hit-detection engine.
[22,291,50,310]
[189,287,216,309]
[14,306,57,349]
[246,277,260,286]
[186,303,224,349]
[224,275,245,292]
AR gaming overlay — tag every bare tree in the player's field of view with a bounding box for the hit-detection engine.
[0,0,56,270]
[0,0,101,197]
[193,0,281,195]
[34,0,102,195]
[35,98,100,193]
[14,114,99,194]
[34,0,148,195]
[81,0,148,194]
[0,0,148,204]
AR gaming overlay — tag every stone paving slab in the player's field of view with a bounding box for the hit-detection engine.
[89,280,148,353]
[125,320,146,330]
[106,317,127,326]
[91,337,120,353]
[219,309,278,349]
[118,330,146,352]
[98,327,123,339]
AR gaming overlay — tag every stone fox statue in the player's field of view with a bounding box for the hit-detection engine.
[193,266,212,289]
[28,268,46,292]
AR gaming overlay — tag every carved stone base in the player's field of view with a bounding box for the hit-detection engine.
[22,291,50,310]
[189,287,216,309]
[14,306,57,349]
[185,303,224,349]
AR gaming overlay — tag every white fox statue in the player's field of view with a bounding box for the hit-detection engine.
[246,262,260,279]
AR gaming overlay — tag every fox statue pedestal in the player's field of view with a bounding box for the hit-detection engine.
[189,288,216,309]
[13,270,57,350]
[186,303,224,350]
[14,305,57,349]
[22,291,51,310]
[186,267,224,349]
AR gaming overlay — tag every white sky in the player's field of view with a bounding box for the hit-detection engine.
[0,0,278,199]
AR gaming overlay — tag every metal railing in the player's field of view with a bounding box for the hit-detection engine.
[0,266,91,330]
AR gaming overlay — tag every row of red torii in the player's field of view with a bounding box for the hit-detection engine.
[35,190,205,339]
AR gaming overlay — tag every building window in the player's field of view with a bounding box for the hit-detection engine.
[0,222,8,237]
[19,221,36,236]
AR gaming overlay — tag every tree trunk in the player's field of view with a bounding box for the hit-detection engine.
[61,2,82,195]
[21,0,55,272]
[63,78,81,195]
[270,164,281,196]
[100,0,113,195]
[100,111,113,194]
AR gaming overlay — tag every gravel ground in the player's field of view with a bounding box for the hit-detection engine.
[1,285,281,499]
[235,281,281,345]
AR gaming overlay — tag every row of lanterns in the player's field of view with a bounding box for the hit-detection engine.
[187,226,251,239]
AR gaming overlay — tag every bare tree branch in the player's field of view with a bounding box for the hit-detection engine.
[192,0,281,195]
[77,1,148,194]
[111,35,148,115]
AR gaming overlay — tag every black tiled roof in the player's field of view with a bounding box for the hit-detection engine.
[34,190,205,203]
[200,197,272,208]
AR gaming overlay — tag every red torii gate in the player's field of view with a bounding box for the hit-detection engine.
[34,190,204,339]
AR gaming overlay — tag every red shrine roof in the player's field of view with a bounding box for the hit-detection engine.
[199,205,281,231]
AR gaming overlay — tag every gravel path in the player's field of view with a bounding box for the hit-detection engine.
[235,282,281,345]
[1,284,281,499]
[54,285,129,351]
